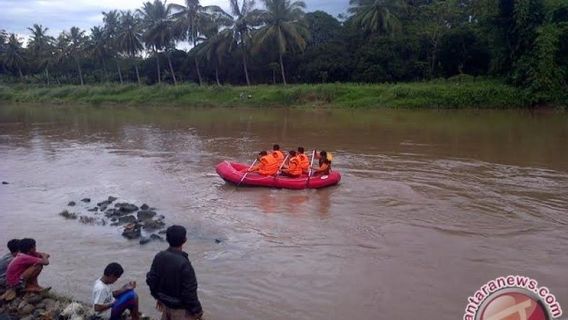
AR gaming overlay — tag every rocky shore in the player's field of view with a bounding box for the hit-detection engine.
[0,288,147,320]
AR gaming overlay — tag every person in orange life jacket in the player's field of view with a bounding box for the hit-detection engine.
[248,151,279,176]
[313,150,331,175]
[297,147,310,174]
[281,150,303,177]
[271,144,285,164]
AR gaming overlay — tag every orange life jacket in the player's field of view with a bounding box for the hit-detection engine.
[272,150,285,163]
[297,153,309,172]
[286,156,303,176]
[258,155,279,176]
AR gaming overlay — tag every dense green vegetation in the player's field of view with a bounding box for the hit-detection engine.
[0,79,531,108]
[1,0,567,107]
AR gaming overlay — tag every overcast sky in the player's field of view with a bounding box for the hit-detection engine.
[1,0,348,42]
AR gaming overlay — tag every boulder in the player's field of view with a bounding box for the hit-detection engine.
[18,303,34,315]
[142,219,165,231]
[122,225,141,240]
[87,207,98,212]
[2,181,8,185]
[140,204,149,210]
[24,294,43,304]
[114,203,139,213]
[79,216,96,224]
[80,198,90,203]
[107,196,118,202]
[59,210,77,220]
[117,215,137,225]
[67,201,76,207]
[150,234,163,241]
[137,210,156,221]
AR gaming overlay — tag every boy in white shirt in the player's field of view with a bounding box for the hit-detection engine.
[92,262,139,320]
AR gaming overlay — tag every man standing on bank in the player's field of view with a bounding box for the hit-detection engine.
[146,225,203,320]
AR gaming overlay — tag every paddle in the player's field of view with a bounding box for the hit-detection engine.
[238,159,257,186]
[275,154,290,176]
[306,149,317,187]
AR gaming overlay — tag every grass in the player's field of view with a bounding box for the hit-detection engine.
[0,79,545,109]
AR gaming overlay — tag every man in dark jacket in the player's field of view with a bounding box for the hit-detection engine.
[146,225,203,320]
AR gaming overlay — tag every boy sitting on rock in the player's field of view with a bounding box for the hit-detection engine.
[93,262,139,320]
[5,238,50,293]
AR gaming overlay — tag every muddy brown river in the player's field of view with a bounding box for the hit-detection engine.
[1,105,567,319]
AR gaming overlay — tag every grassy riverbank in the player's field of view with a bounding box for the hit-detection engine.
[0,79,562,108]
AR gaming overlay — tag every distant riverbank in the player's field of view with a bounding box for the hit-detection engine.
[0,79,565,109]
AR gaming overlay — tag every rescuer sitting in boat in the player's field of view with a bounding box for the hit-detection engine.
[313,150,332,175]
[297,147,310,174]
[271,144,285,164]
[248,151,280,176]
[281,150,303,177]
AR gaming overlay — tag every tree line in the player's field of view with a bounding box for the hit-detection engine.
[0,0,567,101]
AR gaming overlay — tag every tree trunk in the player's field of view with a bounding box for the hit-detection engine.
[102,58,108,83]
[45,67,50,86]
[155,51,161,84]
[279,53,287,86]
[194,56,203,86]
[75,58,84,86]
[272,69,276,85]
[240,35,251,86]
[215,65,221,86]
[167,53,177,85]
[134,59,141,86]
[18,65,23,82]
[116,59,123,84]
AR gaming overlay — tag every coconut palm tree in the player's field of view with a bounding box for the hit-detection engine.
[117,10,145,85]
[3,34,25,81]
[90,26,110,82]
[169,0,229,85]
[27,24,54,85]
[68,27,87,85]
[254,0,309,85]
[195,23,232,85]
[348,0,404,34]
[225,0,262,86]
[138,0,177,85]
[103,10,124,84]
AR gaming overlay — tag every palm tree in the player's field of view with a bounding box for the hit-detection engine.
[226,0,261,86]
[27,24,54,85]
[4,34,25,81]
[138,0,177,85]
[195,24,232,85]
[53,32,71,84]
[254,0,309,85]
[103,10,124,84]
[68,27,87,85]
[348,0,404,34]
[90,26,110,82]
[117,10,145,85]
[169,0,229,85]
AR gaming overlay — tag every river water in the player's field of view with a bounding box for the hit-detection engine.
[0,105,567,319]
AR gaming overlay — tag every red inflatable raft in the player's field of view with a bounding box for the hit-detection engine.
[215,161,341,189]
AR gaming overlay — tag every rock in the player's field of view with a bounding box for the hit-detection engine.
[107,196,118,202]
[215,238,222,244]
[114,203,139,213]
[18,303,34,315]
[142,219,165,231]
[87,207,98,212]
[79,216,96,224]
[33,308,46,317]
[122,225,141,240]
[80,198,90,203]
[136,210,156,221]
[25,294,43,304]
[104,209,126,218]
[67,201,76,206]
[99,205,108,212]
[158,230,167,234]
[59,210,77,220]
[61,302,85,318]
[117,215,137,225]
[2,181,8,185]
[43,298,58,312]
[150,234,163,241]
[140,203,149,210]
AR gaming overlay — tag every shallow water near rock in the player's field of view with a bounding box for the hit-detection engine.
[1,105,567,319]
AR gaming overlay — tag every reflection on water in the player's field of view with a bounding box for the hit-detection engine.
[0,105,567,320]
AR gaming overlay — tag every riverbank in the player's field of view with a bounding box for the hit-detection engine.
[1,79,559,109]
